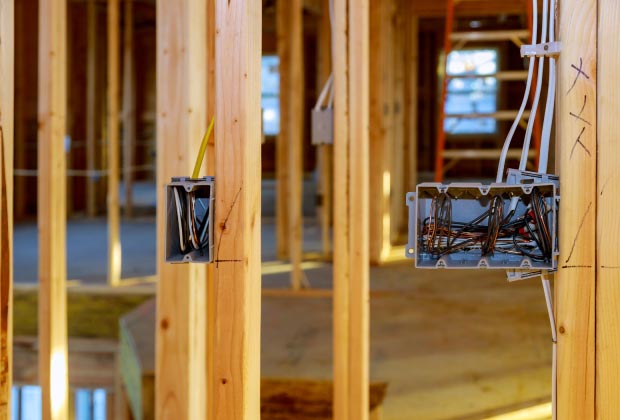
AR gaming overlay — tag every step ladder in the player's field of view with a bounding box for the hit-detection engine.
[434,0,541,182]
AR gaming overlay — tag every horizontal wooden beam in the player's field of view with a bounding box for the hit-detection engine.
[412,0,528,17]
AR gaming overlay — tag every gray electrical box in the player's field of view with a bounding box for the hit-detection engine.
[165,176,215,264]
[311,108,334,145]
[406,170,559,270]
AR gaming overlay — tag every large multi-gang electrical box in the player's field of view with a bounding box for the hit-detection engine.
[165,176,215,264]
[406,170,559,270]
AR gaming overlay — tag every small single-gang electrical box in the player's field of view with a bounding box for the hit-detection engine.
[311,108,334,145]
[406,170,559,270]
[165,176,215,264]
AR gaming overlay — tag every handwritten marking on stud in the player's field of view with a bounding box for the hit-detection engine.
[600,175,612,196]
[570,127,591,159]
[567,58,590,95]
[215,187,243,268]
[562,265,592,269]
[565,201,593,264]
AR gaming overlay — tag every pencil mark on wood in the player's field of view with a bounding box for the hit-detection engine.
[215,187,242,267]
[570,127,590,159]
[566,58,590,95]
[562,265,592,269]
[600,175,612,196]
[601,266,620,269]
[565,201,592,263]
[569,112,592,126]
[577,95,587,116]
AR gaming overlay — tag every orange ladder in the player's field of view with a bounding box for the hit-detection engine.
[434,0,541,182]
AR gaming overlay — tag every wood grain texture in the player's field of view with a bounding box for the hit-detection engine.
[404,9,418,195]
[317,0,333,259]
[122,0,136,218]
[332,0,349,416]
[596,0,620,417]
[38,0,69,418]
[212,0,262,418]
[369,0,394,264]
[278,0,305,290]
[0,0,13,414]
[155,0,208,417]
[107,0,121,287]
[556,0,597,418]
[346,0,369,418]
[333,0,370,418]
[86,0,97,218]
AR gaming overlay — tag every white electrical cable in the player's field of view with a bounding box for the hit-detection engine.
[519,0,549,171]
[538,0,556,174]
[496,0,539,183]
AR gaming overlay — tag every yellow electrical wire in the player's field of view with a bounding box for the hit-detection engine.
[192,117,215,179]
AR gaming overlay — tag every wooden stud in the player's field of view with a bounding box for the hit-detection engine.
[317,0,333,259]
[122,0,136,218]
[108,0,121,287]
[278,0,305,289]
[369,0,394,264]
[0,0,14,414]
[86,0,97,218]
[276,0,289,262]
[333,0,370,418]
[596,0,620,417]
[155,0,208,417]
[556,0,597,418]
[404,11,418,195]
[212,0,262,418]
[391,2,405,243]
[38,0,69,418]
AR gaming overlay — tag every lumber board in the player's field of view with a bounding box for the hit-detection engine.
[0,0,14,414]
[86,0,97,217]
[108,0,121,287]
[556,0,597,418]
[391,3,405,243]
[368,0,394,264]
[155,0,208,417]
[317,0,333,259]
[404,10,418,195]
[212,0,262,418]
[38,0,69,417]
[411,0,528,17]
[596,0,620,417]
[122,0,136,218]
[277,0,305,290]
[275,1,289,262]
[333,0,370,418]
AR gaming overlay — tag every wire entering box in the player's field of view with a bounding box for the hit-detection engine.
[165,176,215,264]
[406,170,559,270]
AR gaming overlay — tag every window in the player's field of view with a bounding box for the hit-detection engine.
[261,55,280,136]
[444,49,499,135]
[11,386,107,420]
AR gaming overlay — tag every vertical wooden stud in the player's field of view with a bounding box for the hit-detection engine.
[333,0,369,418]
[596,0,620,417]
[278,0,305,289]
[404,10,418,195]
[122,0,136,218]
[108,0,121,287]
[86,0,97,218]
[0,0,14,414]
[317,0,333,259]
[391,1,405,242]
[556,0,597,418]
[38,0,69,418]
[155,0,208,417]
[368,0,394,264]
[276,0,289,262]
[212,0,262,418]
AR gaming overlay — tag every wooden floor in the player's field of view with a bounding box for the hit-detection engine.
[262,263,553,420]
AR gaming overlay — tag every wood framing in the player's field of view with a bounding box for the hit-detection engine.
[0,0,14,414]
[108,0,121,287]
[275,0,289,262]
[38,0,69,418]
[86,0,97,217]
[391,4,405,242]
[404,9,418,195]
[333,0,370,418]
[277,0,305,289]
[368,0,394,264]
[212,0,262,418]
[556,0,597,418]
[122,0,136,218]
[596,0,620,416]
[155,0,208,417]
[317,0,333,259]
